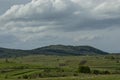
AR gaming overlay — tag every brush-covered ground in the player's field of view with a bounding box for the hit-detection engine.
[0,55,120,80]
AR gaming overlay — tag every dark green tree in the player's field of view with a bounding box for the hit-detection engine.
[78,66,91,73]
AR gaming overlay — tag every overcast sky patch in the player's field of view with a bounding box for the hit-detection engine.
[0,0,120,52]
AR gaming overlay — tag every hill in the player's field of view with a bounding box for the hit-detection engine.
[0,47,29,58]
[32,45,109,55]
[0,45,109,58]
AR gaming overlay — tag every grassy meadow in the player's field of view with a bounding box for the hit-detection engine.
[0,55,120,80]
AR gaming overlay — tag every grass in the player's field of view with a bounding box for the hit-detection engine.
[0,55,120,80]
[0,75,120,80]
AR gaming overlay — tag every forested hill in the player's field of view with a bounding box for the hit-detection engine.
[0,45,109,58]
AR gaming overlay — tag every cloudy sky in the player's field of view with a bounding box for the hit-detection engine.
[0,0,120,53]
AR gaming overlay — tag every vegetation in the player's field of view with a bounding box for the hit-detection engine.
[78,66,91,73]
[0,45,108,58]
[0,54,119,80]
[0,45,119,80]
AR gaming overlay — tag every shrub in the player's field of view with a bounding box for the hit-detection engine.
[92,70,110,75]
[43,68,51,72]
[73,73,78,76]
[4,75,8,79]
[93,70,100,75]
[116,60,119,63]
[78,66,91,73]
[22,75,29,79]
[102,70,110,74]
[104,56,115,60]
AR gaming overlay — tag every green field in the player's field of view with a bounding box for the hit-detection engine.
[0,55,120,80]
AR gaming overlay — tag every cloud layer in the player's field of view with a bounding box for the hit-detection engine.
[0,0,120,52]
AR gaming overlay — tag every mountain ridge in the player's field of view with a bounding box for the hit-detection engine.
[0,45,109,58]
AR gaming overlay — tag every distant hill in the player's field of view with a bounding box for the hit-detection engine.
[0,47,28,58]
[32,45,109,55]
[0,45,109,58]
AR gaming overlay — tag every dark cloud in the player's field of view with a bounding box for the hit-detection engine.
[0,0,120,52]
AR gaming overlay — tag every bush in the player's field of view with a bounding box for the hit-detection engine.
[78,66,91,73]
[93,70,100,75]
[116,60,119,63]
[104,56,115,60]
[4,75,8,79]
[43,68,51,72]
[92,70,110,75]
[102,70,110,74]
[73,73,78,76]
[22,75,29,79]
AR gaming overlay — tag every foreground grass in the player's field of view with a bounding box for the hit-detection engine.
[0,55,120,80]
[0,75,120,80]
[36,75,120,80]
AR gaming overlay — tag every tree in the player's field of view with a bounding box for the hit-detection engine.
[78,66,91,73]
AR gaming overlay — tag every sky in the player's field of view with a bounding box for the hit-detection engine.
[0,0,120,53]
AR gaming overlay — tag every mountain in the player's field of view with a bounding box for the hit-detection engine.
[0,45,109,58]
[32,45,109,55]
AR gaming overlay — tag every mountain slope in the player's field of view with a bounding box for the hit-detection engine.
[0,45,109,58]
[32,45,109,55]
[0,47,29,58]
